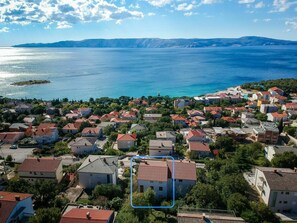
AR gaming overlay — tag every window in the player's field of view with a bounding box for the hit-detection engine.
[40,172,43,175]
[150,181,154,183]
[279,201,282,203]
[150,186,154,190]
[159,187,163,191]
[30,171,32,174]
[90,174,92,176]
[179,179,183,182]
[284,201,288,204]
[281,192,284,194]
[34,172,37,175]
[140,185,144,193]
[285,192,290,195]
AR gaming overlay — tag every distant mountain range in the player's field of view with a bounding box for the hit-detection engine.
[13,36,297,48]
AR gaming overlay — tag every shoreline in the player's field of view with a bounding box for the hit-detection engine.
[11,80,51,86]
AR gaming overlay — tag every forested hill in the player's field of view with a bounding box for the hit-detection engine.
[13,36,297,48]
[240,78,297,94]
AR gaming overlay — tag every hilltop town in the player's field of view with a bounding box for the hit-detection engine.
[0,78,297,223]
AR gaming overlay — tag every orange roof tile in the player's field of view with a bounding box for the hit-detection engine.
[117,134,137,141]
[60,209,113,223]
[18,157,62,173]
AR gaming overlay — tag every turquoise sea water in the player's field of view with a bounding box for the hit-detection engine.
[0,46,296,100]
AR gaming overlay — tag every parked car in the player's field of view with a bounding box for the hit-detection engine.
[10,144,17,149]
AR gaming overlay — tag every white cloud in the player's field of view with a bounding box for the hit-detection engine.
[56,21,72,29]
[145,0,171,7]
[285,18,297,31]
[147,12,156,16]
[273,0,297,12]
[0,27,9,32]
[0,0,144,28]
[176,3,194,11]
[253,18,258,22]
[200,0,219,4]
[263,18,271,22]
[184,12,193,16]
[116,19,122,24]
[238,0,255,3]
[255,1,265,8]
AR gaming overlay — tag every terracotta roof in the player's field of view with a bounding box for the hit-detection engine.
[222,117,237,123]
[187,130,206,139]
[275,95,287,100]
[117,134,137,141]
[189,142,211,152]
[171,115,187,121]
[63,123,80,130]
[82,127,101,134]
[137,160,196,181]
[18,157,62,173]
[33,127,57,136]
[0,192,32,223]
[38,123,56,130]
[284,103,297,109]
[60,209,113,223]
[138,160,168,182]
[88,115,101,121]
[269,87,283,92]
[78,107,91,111]
[204,107,222,112]
[270,112,288,118]
[0,132,23,140]
[261,91,271,95]
[110,118,131,123]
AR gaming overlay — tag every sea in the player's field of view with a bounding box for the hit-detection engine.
[0,46,296,101]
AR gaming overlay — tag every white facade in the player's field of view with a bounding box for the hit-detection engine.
[265,145,297,162]
[33,128,59,144]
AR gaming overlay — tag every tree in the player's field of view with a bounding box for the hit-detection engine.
[214,136,237,152]
[29,208,61,223]
[256,112,267,121]
[271,152,297,169]
[283,126,297,137]
[53,141,70,156]
[108,197,123,211]
[185,183,222,209]
[227,193,249,215]
[92,184,123,200]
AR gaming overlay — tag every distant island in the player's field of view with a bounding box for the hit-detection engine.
[11,80,50,86]
[13,36,297,48]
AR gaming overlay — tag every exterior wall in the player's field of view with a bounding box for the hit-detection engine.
[149,149,172,156]
[82,129,102,138]
[19,171,58,182]
[33,129,59,144]
[264,146,275,161]
[187,136,207,143]
[254,169,271,205]
[78,172,116,189]
[55,162,64,182]
[70,144,97,155]
[190,150,212,159]
[168,179,196,198]
[255,132,278,144]
[117,140,135,150]
[7,197,34,222]
[138,180,168,199]
[62,129,79,134]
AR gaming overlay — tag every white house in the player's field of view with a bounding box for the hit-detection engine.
[18,157,63,183]
[149,140,173,156]
[32,127,59,144]
[137,159,196,199]
[81,127,102,138]
[0,191,34,223]
[129,124,147,133]
[78,108,92,117]
[268,87,284,96]
[264,145,297,162]
[77,155,118,189]
[282,103,297,111]
[186,129,207,143]
[251,167,297,213]
[68,137,98,155]
[267,112,288,122]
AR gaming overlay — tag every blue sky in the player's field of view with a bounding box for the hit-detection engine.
[0,0,297,46]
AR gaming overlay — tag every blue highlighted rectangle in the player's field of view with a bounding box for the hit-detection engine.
[130,155,175,209]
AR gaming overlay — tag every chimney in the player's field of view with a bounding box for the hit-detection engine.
[202,213,206,220]
[15,195,21,201]
[274,169,277,173]
[294,167,297,173]
[86,212,91,219]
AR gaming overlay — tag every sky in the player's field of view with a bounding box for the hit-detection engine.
[0,0,297,46]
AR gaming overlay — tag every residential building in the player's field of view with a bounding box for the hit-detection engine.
[129,124,147,133]
[68,137,98,155]
[252,167,297,213]
[260,104,278,114]
[156,131,176,143]
[253,122,279,144]
[186,129,207,143]
[65,113,81,120]
[0,191,34,223]
[174,99,192,109]
[143,114,162,123]
[60,204,114,223]
[188,142,211,158]
[62,123,80,134]
[282,103,297,111]
[81,127,102,138]
[9,123,29,132]
[149,140,173,156]
[77,155,118,189]
[18,157,63,182]
[253,91,271,101]
[88,115,101,123]
[203,106,222,114]
[32,127,59,144]
[270,95,287,105]
[15,104,32,113]
[187,109,204,117]
[177,208,246,223]
[23,116,35,125]
[268,87,284,96]
[137,159,196,198]
[0,132,24,144]
[120,111,137,120]
[117,134,137,150]
[171,115,188,127]
[78,107,92,117]
[267,112,288,122]
[264,145,297,161]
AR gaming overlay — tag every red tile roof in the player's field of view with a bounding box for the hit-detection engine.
[33,127,57,136]
[88,115,101,121]
[18,157,62,173]
[222,117,237,123]
[60,209,113,223]
[137,160,196,182]
[189,142,211,152]
[171,115,187,121]
[117,134,137,141]
[187,130,206,139]
[82,127,101,134]
[261,91,271,95]
[0,132,23,141]
[63,123,79,130]
[284,103,297,110]
[204,107,222,112]
[269,87,283,92]
[0,192,32,223]
[38,123,56,130]
[270,112,288,118]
